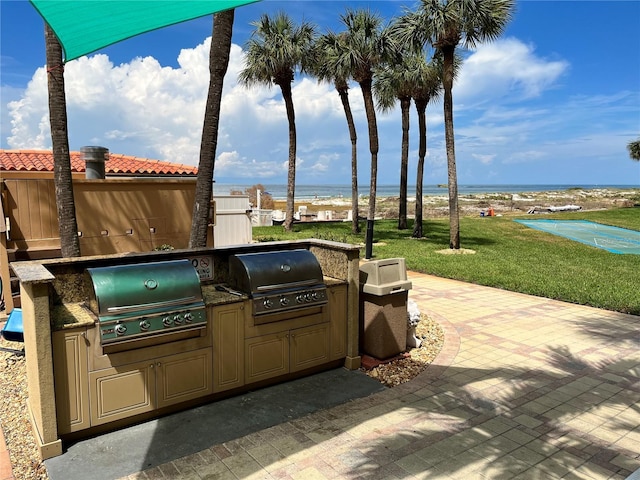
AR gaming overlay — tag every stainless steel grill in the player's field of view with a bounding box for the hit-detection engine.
[86,260,207,345]
[227,249,327,317]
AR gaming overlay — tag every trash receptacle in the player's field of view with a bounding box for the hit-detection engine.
[359,258,412,360]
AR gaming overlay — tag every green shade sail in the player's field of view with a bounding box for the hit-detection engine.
[29,0,260,62]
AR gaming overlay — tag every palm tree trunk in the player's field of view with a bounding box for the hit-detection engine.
[337,87,360,234]
[45,24,80,258]
[412,99,428,238]
[360,79,379,259]
[442,46,460,249]
[281,81,297,231]
[398,97,411,230]
[190,10,234,248]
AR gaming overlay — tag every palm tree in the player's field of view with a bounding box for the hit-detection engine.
[190,10,235,248]
[309,33,360,234]
[373,50,423,230]
[238,13,316,231]
[328,9,399,258]
[45,24,80,257]
[628,138,640,161]
[409,54,444,238]
[395,0,515,249]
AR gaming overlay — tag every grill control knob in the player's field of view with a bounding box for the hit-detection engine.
[280,297,290,307]
[162,316,173,327]
[184,312,193,323]
[115,324,127,336]
[296,294,304,304]
[305,292,312,302]
[311,291,319,301]
[263,298,273,309]
[174,315,183,325]
[139,319,151,331]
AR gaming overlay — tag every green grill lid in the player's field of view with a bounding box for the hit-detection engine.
[87,259,203,318]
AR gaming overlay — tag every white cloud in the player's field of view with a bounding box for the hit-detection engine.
[308,152,340,174]
[455,37,569,103]
[6,68,50,149]
[504,150,546,165]
[7,34,634,186]
[215,149,288,179]
[472,153,495,165]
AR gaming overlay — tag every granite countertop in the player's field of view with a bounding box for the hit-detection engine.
[324,276,347,286]
[11,262,55,285]
[51,303,96,330]
[201,284,248,305]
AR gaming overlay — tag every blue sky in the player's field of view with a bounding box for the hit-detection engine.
[1,0,639,187]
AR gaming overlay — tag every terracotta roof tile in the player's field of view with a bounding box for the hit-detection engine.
[0,149,198,176]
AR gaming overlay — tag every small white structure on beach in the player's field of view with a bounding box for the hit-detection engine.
[317,210,333,221]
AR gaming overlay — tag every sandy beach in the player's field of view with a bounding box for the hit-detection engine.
[272,187,639,220]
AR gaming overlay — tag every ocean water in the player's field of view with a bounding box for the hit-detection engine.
[213,184,636,201]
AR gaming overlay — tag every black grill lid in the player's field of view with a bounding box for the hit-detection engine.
[87,259,203,319]
[228,249,323,295]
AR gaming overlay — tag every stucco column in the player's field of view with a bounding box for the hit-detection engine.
[13,263,61,459]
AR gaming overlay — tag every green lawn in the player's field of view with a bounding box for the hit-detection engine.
[254,208,640,315]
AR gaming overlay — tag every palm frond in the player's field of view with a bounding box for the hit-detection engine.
[239,11,317,88]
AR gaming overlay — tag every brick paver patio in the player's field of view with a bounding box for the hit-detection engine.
[118,272,640,480]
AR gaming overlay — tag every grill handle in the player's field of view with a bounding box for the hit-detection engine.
[256,279,320,292]
[106,296,199,314]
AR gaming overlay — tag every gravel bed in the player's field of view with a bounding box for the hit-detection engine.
[1,315,444,479]
[0,342,49,480]
[361,314,445,387]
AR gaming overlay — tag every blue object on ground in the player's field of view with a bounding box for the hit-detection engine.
[1,308,23,342]
[515,219,640,254]
[0,308,24,355]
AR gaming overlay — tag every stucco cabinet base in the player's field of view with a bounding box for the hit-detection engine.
[212,302,246,393]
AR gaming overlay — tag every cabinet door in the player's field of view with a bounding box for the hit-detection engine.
[328,285,348,361]
[53,329,90,434]
[89,361,155,426]
[245,333,289,384]
[290,323,330,373]
[156,348,212,409]
[212,303,245,393]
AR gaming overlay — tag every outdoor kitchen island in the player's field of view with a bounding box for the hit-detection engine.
[11,239,361,460]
